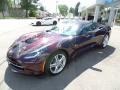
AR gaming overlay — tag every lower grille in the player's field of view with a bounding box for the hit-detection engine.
[8,57,21,66]
[9,63,24,70]
[7,57,23,69]
[8,59,24,71]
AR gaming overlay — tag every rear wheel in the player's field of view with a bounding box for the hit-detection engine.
[100,34,109,48]
[36,21,41,26]
[45,51,67,75]
[53,21,57,25]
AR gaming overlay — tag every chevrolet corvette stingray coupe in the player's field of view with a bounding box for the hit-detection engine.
[7,20,111,75]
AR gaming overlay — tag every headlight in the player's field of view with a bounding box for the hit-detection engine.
[24,51,40,59]
[24,47,47,59]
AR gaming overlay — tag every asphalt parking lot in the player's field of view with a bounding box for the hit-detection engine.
[0,19,120,90]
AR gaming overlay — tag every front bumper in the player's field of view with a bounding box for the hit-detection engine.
[7,58,46,75]
[31,22,36,26]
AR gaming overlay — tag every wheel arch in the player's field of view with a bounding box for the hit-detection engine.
[53,20,57,22]
[44,48,69,75]
[57,49,69,59]
[53,21,57,23]
[46,48,69,62]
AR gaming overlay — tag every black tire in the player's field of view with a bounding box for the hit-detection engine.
[45,50,67,75]
[99,34,109,48]
[36,21,41,26]
[53,21,57,25]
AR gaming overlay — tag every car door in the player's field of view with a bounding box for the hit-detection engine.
[41,18,48,25]
[43,18,52,25]
[74,23,96,49]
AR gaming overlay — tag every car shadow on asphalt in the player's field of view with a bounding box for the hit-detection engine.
[4,45,115,90]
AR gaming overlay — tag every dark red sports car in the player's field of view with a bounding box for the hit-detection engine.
[7,20,111,75]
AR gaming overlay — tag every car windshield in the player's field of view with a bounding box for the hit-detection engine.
[50,23,79,36]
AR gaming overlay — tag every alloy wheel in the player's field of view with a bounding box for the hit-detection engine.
[49,54,66,74]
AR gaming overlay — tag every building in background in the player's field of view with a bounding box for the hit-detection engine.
[79,0,120,26]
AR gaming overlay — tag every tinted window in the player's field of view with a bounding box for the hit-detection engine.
[80,22,98,34]
[91,23,98,30]
[44,17,52,20]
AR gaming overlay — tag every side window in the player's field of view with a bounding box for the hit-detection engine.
[90,23,98,30]
[81,23,98,34]
[80,24,92,34]
[44,18,52,20]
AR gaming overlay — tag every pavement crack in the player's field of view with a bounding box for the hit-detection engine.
[0,60,6,66]
[0,56,7,66]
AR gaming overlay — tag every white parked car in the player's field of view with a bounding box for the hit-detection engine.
[31,17,58,26]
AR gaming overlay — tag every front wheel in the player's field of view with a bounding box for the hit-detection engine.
[45,51,67,75]
[100,34,109,48]
[36,21,41,26]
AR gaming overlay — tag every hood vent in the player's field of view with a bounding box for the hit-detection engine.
[25,37,38,44]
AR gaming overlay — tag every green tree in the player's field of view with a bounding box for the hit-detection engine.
[29,10,36,17]
[58,4,68,16]
[69,7,75,14]
[74,2,80,16]
[20,0,37,17]
[0,0,8,17]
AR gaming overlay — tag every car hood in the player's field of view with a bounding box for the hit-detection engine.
[8,31,67,58]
